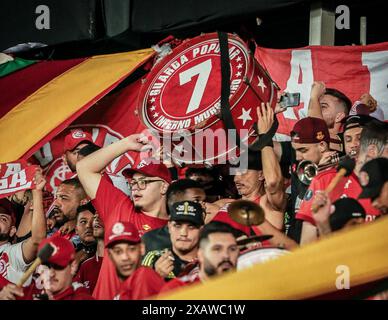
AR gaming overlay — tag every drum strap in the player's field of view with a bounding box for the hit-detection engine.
[218,31,241,148]
[217,31,278,153]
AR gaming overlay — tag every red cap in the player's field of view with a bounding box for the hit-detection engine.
[105,221,141,248]
[38,236,75,268]
[212,210,251,236]
[63,129,94,152]
[122,158,172,184]
[0,198,16,226]
[291,117,330,145]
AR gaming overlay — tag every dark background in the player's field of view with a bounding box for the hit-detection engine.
[1,0,387,58]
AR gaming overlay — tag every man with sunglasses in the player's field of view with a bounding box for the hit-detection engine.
[77,134,171,299]
[36,236,94,300]
[63,129,96,173]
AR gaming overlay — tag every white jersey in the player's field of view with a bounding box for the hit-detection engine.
[0,242,31,286]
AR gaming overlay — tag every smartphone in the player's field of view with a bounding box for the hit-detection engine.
[279,92,300,108]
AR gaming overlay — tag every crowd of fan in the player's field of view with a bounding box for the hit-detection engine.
[0,81,387,300]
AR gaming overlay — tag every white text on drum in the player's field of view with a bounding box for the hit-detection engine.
[149,44,242,96]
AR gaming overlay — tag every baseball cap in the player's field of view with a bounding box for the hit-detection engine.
[0,198,16,225]
[291,117,330,145]
[329,198,366,231]
[38,236,75,268]
[358,158,388,199]
[122,158,172,184]
[63,129,94,152]
[169,201,204,227]
[105,221,141,248]
[342,114,374,132]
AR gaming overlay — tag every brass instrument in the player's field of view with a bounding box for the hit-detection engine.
[296,151,357,186]
[228,200,265,226]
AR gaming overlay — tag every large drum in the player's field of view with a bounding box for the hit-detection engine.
[137,32,278,166]
[237,247,290,271]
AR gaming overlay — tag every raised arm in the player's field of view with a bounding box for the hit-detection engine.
[22,167,47,264]
[307,81,326,119]
[76,134,150,200]
[257,103,286,212]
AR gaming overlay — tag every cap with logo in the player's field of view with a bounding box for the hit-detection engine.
[291,117,330,145]
[329,198,366,231]
[0,198,16,225]
[358,158,388,200]
[64,129,94,152]
[170,201,204,227]
[38,236,75,268]
[122,158,172,184]
[342,114,374,133]
[105,221,141,248]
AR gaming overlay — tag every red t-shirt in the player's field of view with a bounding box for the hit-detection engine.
[53,285,94,300]
[159,272,201,295]
[92,176,168,300]
[296,168,381,226]
[115,266,165,300]
[74,255,103,294]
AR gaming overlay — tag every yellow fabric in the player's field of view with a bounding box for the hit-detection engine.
[0,49,154,162]
[160,216,388,300]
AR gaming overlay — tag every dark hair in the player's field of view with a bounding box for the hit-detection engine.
[61,178,82,189]
[199,221,237,248]
[76,202,96,215]
[185,167,218,179]
[78,144,101,158]
[166,179,203,212]
[360,119,388,154]
[324,88,352,114]
[60,178,86,199]
[76,202,96,221]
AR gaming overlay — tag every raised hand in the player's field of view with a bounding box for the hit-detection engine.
[126,133,153,153]
[154,250,175,278]
[310,81,326,100]
[360,93,377,112]
[257,102,274,134]
[33,167,46,191]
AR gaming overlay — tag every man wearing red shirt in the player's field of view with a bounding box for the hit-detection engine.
[105,221,164,300]
[74,213,104,294]
[298,119,388,244]
[77,134,171,299]
[159,222,239,295]
[63,128,96,173]
[38,236,94,300]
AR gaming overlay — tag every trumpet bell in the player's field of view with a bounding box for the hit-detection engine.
[296,160,318,186]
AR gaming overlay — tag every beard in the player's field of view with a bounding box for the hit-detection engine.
[0,232,10,242]
[203,257,235,277]
[134,205,143,211]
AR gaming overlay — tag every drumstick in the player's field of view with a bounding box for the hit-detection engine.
[312,157,355,213]
[17,244,54,287]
